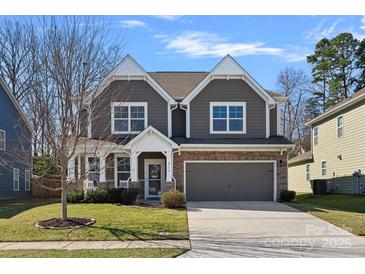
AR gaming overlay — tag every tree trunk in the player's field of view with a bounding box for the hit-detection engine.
[61,190,68,221]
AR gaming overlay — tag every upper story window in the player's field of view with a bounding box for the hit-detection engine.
[111,102,147,134]
[313,127,318,145]
[0,130,5,150]
[337,115,344,138]
[321,160,327,176]
[210,102,246,134]
[306,164,311,181]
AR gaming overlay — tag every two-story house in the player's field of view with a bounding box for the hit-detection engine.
[68,55,293,201]
[0,76,34,198]
[288,88,365,194]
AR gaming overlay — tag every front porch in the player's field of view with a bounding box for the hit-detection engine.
[67,126,179,199]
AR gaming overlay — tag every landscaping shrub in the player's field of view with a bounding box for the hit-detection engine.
[67,191,84,203]
[107,188,125,203]
[161,191,185,208]
[121,189,139,205]
[85,189,109,203]
[280,190,296,202]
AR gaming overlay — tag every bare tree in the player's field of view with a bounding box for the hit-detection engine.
[277,67,310,147]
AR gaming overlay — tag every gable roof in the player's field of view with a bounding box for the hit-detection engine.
[306,88,365,126]
[83,55,176,105]
[181,55,276,105]
[0,76,35,135]
[148,72,208,99]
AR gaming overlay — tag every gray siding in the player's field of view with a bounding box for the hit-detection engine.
[190,80,267,138]
[91,80,168,139]
[0,84,32,198]
[270,106,277,136]
[172,107,186,137]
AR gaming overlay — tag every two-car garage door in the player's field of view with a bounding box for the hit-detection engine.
[185,162,275,201]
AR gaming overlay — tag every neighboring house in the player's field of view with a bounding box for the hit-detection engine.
[288,88,365,194]
[68,54,293,201]
[0,77,34,198]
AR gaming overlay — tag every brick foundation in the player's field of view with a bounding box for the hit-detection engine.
[173,150,288,200]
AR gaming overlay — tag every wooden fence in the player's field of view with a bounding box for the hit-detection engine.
[32,175,61,198]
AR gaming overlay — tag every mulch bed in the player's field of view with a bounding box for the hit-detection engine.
[35,217,96,229]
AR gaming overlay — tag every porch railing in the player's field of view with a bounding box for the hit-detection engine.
[84,180,98,192]
[117,177,131,189]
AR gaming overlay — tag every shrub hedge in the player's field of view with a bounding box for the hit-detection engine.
[67,188,139,204]
[280,190,296,202]
[161,191,185,208]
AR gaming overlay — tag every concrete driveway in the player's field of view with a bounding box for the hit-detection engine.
[180,201,365,258]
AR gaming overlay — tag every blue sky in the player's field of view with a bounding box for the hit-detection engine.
[3,15,365,90]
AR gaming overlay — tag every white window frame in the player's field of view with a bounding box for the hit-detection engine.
[321,160,327,176]
[25,170,30,191]
[209,102,246,134]
[86,156,101,184]
[313,126,318,145]
[13,168,19,191]
[0,129,5,151]
[306,164,311,181]
[337,115,344,138]
[111,102,148,134]
[114,154,131,188]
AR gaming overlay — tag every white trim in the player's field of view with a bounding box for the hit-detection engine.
[111,102,148,134]
[336,115,344,138]
[276,105,281,135]
[186,103,190,138]
[321,160,327,176]
[183,160,277,201]
[209,102,246,134]
[13,168,19,191]
[114,153,131,188]
[181,55,275,105]
[144,158,165,198]
[125,125,179,149]
[306,93,365,126]
[179,143,294,148]
[0,129,5,151]
[87,108,92,138]
[0,77,35,135]
[266,101,270,138]
[25,170,30,191]
[83,55,176,106]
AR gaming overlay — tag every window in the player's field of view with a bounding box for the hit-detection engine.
[0,130,5,150]
[25,170,30,191]
[321,161,327,176]
[313,127,318,145]
[88,157,100,186]
[306,164,311,181]
[210,102,246,133]
[112,102,147,134]
[337,116,344,138]
[117,157,130,187]
[13,168,19,191]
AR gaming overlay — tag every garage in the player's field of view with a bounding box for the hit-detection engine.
[184,161,275,201]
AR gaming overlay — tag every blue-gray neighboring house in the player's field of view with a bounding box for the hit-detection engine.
[0,76,34,198]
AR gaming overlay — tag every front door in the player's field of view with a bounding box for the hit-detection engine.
[144,159,165,198]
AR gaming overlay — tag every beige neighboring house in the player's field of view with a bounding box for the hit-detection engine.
[288,88,365,194]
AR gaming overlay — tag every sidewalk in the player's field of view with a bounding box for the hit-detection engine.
[0,240,191,250]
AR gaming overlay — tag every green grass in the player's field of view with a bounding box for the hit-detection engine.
[288,194,365,236]
[0,198,188,241]
[0,248,187,258]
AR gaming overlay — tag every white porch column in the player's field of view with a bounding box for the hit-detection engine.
[165,150,172,182]
[100,155,106,182]
[67,157,75,181]
[130,150,139,181]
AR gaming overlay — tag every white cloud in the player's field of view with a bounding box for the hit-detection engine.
[156,31,283,58]
[305,19,342,42]
[120,20,147,29]
[154,15,182,21]
[361,16,365,31]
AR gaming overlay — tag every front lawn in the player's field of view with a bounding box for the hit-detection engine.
[288,194,365,236]
[0,248,187,258]
[0,198,188,242]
